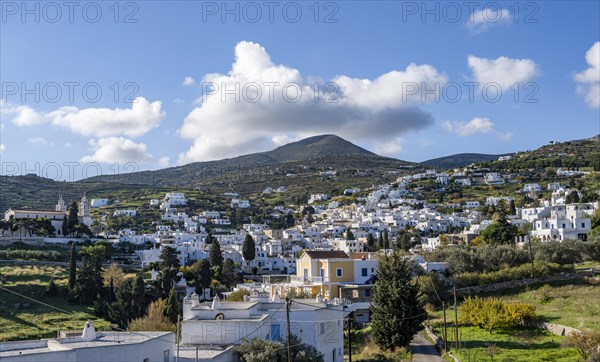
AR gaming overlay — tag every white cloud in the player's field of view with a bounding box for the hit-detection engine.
[466,8,512,34]
[468,55,539,89]
[1,104,43,126]
[27,137,51,145]
[81,137,152,164]
[64,142,73,148]
[3,97,165,137]
[158,156,170,168]
[0,144,5,154]
[178,41,445,163]
[182,76,196,86]
[374,138,404,157]
[574,42,600,108]
[443,117,512,140]
[272,135,299,146]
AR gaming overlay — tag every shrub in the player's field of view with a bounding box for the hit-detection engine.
[563,331,600,361]
[227,289,250,302]
[535,284,553,303]
[460,296,536,333]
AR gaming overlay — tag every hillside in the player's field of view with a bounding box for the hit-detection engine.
[421,153,513,169]
[0,135,416,211]
[478,135,600,171]
[83,134,397,187]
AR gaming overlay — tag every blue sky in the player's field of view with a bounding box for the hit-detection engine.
[1,1,599,180]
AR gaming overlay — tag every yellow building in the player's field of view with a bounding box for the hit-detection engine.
[271,250,355,299]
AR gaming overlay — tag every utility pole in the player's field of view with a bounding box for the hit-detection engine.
[453,286,459,350]
[286,297,292,362]
[347,315,352,362]
[442,301,448,354]
[176,315,180,362]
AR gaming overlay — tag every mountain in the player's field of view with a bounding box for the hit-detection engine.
[421,153,513,169]
[82,134,391,187]
[261,134,377,162]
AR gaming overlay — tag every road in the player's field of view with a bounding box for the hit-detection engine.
[410,331,444,362]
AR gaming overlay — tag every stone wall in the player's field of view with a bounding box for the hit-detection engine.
[455,271,593,295]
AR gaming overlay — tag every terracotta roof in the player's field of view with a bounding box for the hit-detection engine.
[301,250,349,259]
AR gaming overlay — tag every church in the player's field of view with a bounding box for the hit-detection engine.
[3,194,93,237]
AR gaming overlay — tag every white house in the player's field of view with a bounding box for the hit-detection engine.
[523,183,542,193]
[463,201,480,209]
[0,322,174,362]
[113,209,137,217]
[484,173,504,185]
[231,199,250,208]
[165,193,187,205]
[531,203,594,241]
[182,295,347,362]
[90,198,109,208]
[309,194,329,204]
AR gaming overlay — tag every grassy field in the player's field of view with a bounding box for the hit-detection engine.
[0,265,111,341]
[426,279,600,362]
[431,324,580,362]
[475,279,600,332]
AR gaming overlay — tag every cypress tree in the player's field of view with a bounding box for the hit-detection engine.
[209,239,223,268]
[68,242,77,292]
[366,234,375,251]
[370,251,426,350]
[242,234,256,266]
[164,288,180,324]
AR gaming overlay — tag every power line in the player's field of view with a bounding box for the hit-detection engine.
[0,285,74,315]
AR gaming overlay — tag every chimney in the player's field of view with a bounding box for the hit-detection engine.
[81,321,97,341]
[191,291,200,308]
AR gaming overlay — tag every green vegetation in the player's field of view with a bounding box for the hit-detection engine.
[371,251,426,350]
[0,265,111,341]
[482,280,600,332]
[235,335,324,362]
[345,326,412,362]
[433,324,580,362]
[459,296,536,333]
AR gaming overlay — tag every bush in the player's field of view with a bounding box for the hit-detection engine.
[563,331,600,361]
[45,278,59,297]
[460,296,536,333]
[227,289,250,302]
[535,284,553,303]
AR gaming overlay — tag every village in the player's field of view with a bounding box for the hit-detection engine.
[1,161,599,361]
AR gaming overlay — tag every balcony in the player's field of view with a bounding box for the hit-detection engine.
[290,275,329,284]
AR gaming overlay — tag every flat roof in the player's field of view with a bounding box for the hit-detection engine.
[0,332,173,357]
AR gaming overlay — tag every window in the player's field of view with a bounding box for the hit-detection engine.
[582,223,586,228]
[320,268,325,277]
[364,289,371,297]
[353,290,359,298]
[320,322,325,335]
[361,268,368,277]
[163,350,169,362]
[336,268,343,277]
